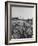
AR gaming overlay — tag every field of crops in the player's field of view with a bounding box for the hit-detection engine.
[11,18,33,39]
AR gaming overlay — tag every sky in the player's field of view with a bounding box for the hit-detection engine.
[11,6,34,19]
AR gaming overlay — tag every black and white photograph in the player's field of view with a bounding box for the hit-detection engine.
[11,6,33,39]
[5,1,37,44]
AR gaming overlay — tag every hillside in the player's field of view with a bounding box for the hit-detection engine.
[11,18,33,39]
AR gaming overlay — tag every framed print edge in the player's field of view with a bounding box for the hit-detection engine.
[5,1,37,45]
[5,2,8,45]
